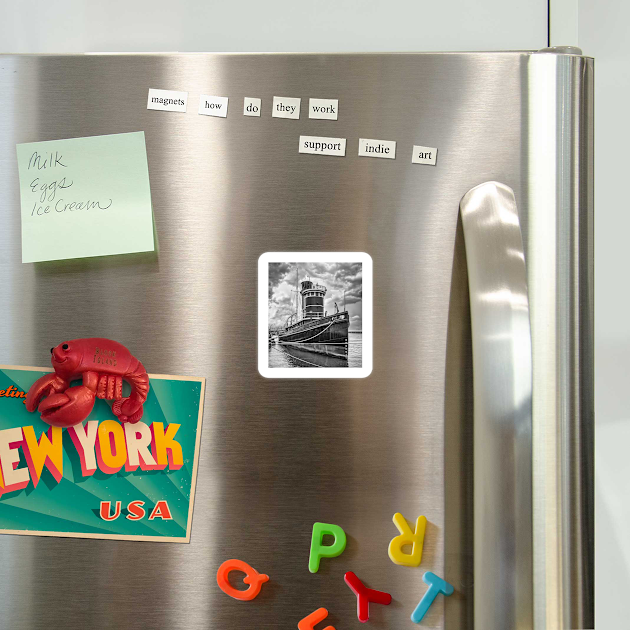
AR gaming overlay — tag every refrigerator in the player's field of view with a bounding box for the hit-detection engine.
[0,50,593,629]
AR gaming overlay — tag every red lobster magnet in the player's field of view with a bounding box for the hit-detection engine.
[26,338,149,428]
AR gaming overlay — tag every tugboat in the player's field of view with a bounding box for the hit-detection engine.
[278,271,349,345]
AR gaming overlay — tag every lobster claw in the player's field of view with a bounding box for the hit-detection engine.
[25,373,66,413]
[37,386,96,428]
[112,398,144,424]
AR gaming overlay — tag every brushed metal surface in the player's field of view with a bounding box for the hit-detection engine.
[0,52,593,629]
[460,182,533,630]
[527,53,595,629]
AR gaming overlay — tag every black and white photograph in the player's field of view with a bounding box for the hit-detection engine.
[258,253,372,377]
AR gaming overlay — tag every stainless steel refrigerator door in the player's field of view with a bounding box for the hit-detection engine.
[0,52,593,629]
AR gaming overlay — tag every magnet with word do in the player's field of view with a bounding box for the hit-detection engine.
[298,607,335,630]
[308,522,347,573]
[344,571,392,622]
[410,572,454,624]
[388,512,427,567]
[216,559,269,601]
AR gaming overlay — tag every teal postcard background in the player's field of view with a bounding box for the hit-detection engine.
[0,367,204,542]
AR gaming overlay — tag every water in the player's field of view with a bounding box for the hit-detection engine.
[269,331,362,368]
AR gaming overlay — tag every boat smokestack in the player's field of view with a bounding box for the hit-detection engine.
[300,279,327,320]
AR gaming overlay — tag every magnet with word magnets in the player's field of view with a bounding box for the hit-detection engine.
[298,607,335,630]
[344,571,392,622]
[216,559,269,601]
[410,572,454,624]
[308,522,347,573]
[388,512,427,567]
[25,338,149,428]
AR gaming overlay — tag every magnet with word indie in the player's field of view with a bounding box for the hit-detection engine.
[216,559,269,601]
[410,571,454,623]
[308,522,347,573]
[388,512,427,567]
[298,607,335,630]
[344,571,392,622]
[25,338,149,428]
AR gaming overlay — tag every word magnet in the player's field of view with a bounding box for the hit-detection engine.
[198,95,228,118]
[411,144,438,165]
[243,97,261,117]
[147,88,187,112]
[299,136,346,157]
[308,522,346,573]
[272,96,301,119]
[308,98,338,120]
[411,572,454,624]
[388,512,427,566]
[216,559,269,601]
[358,138,396,159]
[344,571,392,622]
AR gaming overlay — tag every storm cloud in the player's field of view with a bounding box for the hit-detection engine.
[268,261,363,330]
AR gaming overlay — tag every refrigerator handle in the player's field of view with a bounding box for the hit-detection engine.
[460,182,533,629]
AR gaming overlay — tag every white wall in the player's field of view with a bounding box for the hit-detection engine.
[575,2,629,627]
[0,0,547,53]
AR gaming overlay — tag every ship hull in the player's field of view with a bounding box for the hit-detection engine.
[276,343,349,367]
[278,313,349,344]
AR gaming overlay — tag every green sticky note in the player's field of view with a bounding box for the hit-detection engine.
[17,131,155,263]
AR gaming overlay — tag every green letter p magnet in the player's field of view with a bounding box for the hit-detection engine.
[308,522,347,573]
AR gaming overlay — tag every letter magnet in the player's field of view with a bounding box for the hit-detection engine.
[216,559,269,601]
[388,512,427,567]
[308,522,347,573]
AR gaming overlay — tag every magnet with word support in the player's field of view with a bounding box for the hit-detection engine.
[298,607,335,630]
[344,571,392,622]
[410,571,454,624]
[388,512,427,567]
[216,559,269,601]
[308,522,347,573]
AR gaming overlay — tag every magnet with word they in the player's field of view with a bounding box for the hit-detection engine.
[216,559,269,601]
[308,522,347,573]
[388,512,427,567]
